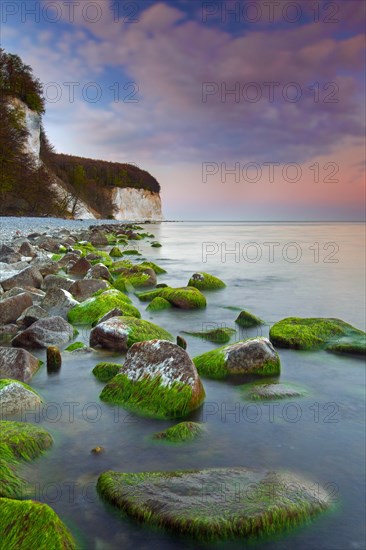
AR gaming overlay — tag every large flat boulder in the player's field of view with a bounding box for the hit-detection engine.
[97,467,331,540]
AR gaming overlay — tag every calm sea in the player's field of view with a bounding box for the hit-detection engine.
[6,221,366,550]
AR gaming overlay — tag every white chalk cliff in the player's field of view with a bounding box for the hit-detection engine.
[11,98,163,221]
[112,188,163,221]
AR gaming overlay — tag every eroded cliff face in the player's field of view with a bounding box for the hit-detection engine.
[8,98,163,221]
[10,97,41,159]
[111,188,163,221]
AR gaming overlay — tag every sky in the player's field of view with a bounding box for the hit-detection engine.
[1,0,365,220]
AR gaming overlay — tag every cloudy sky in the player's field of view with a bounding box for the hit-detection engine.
[1,0,365,220]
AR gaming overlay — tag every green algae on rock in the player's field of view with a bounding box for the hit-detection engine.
[137,286,206,310]
[269,317,366,355]
[0,379,42,416]
[90,317,174,352]
[193,337,280,379]
[235,310,264,328]
[188,272,226,290]
[182,327,236,344]
[146,297,172,312]
[138,261,166,274]
[113,266,156,290]
[64,341,88,352]
[67,289,140,325]
[97,467,331,541]
[109,246,123,258]
[0,421,53,498]
[153,422,205,442]
[100,340,205,418]
[92,362,122,382]
[242,382,307,401]
[0,498,76,549]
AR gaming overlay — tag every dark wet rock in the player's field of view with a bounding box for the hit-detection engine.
[0,244,15,256]
[97,467,331,540]
[85,263,111,281]
[0,378,42,415]
[34,236,63,253]
[30,258,60,277]
[69,279,109,302]
[90,231,108,246]
[0,252,22,264]
[176,335,187,349]
[94,308,123,326]
[67,257,92,276]
[100,340,205,418]
[12,316,74,349]
[193,337,281,379]
[42,288,79,318]
[18,240,36,257]
[47,346,62,373]
[57,252,82,269]
[17,305,48,327]
[0,347,40,382]
[1,266,43,291]
[42,274,74,292]
[0,292,33,325]
[0,324,19,343]
[91,318,173,352]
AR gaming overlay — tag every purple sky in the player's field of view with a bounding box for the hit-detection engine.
[1,0,365,220]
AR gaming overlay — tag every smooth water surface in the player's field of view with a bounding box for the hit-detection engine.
[4,222,366,550]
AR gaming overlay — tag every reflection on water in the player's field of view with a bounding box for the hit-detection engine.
[6,223,366,550]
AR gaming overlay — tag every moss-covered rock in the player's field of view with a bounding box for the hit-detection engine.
[151,241,162,248]
[153,422,204,442]
[109,246,123,258]
[92,362,121,382]
[242,382,307,401]
[269,317,366,355]
[182,327,236,344]
[100,340,205,418]
[146,297,172,312]
[188,272,226,290]
[0,498,76,549]
[64,341,88,352]
[0,379,42,416]
[90,317,174,351]
[235,310,264,328]
[137,287,206,310]
[139,261,166,274]
[114,266,156,290]
[0,421,53,498]
[193,338,280,379]
[67,289,140,325]
[97,467,331,541]
[122,249,142,256]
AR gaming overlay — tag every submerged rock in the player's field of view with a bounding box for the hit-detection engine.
[269,317,366,355]
[68,289,139,324]
[92,362,121,382]
[100,340,205,418]
[182,327,236,344]
[137,286,206,310]
[0,379,42,415]
[12,316,74,349]
[153,421,204,442]
[0,498,76,549]
[97,467,331,540]
[90,318,173,352]
[188,272,226,290]
[242,382,307,401]
[0,347,40,382]
[193,338,280,379]
[235,310,264,328]
[0,420,53,498]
